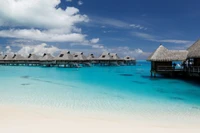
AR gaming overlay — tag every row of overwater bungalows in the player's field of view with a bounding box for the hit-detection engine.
[0,51,136,67]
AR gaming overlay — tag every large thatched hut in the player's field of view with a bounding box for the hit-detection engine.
[147,45,188,76]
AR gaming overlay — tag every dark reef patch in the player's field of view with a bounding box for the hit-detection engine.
[120,74,134,77]
[192,107,200,110]
[31,78,76,88]
[21,83,30,86]
[21,76,30,79]
[170,96,185,101]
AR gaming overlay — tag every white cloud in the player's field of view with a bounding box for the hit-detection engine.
[104,46,146,58]
[5,46,13,54]
[78,1,83,5]
[0,0,103,46]
[130,24,147,30]
[0,29,86,42]
[92,17,147,30]
[133,32,193,44]
[17,43,60,56]
[0,0,88,29]
[90,38,100,44]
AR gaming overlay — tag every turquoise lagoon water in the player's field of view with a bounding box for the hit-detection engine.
[0,61,200,123]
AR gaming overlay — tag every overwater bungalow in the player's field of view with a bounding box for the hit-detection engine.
[147,44,188,77]
[87,54,97,65]
[26,54,40,65]
[124,56,136,65]
[54,51,78,67]
[2,54,14,65]
[40,53,55,67]
[110,53,122,66]
[73,52,91,67]
[12,54,26,65]
[97,52,114,66]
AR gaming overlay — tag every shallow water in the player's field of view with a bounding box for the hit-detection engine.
[0,61,200,123]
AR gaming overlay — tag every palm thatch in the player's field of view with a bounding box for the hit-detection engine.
[87,54,96,60]
[147,45,188,61]
[26,54,40,60]
[73,52,87,61]
[187,39,200,58]
[13,54,25,60]
[110,53,121,60]
[98,52,113,60]
[54,51,73,61]
[124,56,135,61]
[40,53,54,61]
[3,54,14,60]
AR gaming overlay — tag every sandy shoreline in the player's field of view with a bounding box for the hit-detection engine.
[0,105,199,133]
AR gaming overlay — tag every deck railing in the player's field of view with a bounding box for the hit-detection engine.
[188,67,200,73]
[157,66,183,72]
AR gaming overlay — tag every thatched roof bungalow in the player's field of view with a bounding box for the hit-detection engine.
[54,51,73,61]
[13,54,25,61]
[98,52,113,60]
[40,53,54,61]
[124,56,135,61]
[147,45,188,72]
[73,52,87,61]
[26,54,40,60]
[110,53,121,60]
[3,54,14,60]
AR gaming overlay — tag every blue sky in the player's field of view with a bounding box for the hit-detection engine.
[0,0,199,59]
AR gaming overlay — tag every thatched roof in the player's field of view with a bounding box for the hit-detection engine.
[26,54,40,60]
[40,53,54,61]
[87,54,96,60]
[147,45,188,61]
[13,54,25,60]
[98,52,113,60]
[187,39,200,58]
[124,56,135,61]
[3,54,14,60]
[54,51,73,60]
[73,52,87,60]
[110,53,121,60]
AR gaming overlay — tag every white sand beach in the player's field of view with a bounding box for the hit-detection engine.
[0,105,199,133]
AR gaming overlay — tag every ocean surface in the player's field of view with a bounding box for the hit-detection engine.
[0,61,200,124]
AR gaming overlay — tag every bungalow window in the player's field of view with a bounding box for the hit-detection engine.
[102,55,106,58]
[13,54,16,59]
[43,54,46,57]
[74,55,78,57]
[127,57,130,59]
[59,54,64,57]
[3,55,7,59]
[28,54,31,58]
